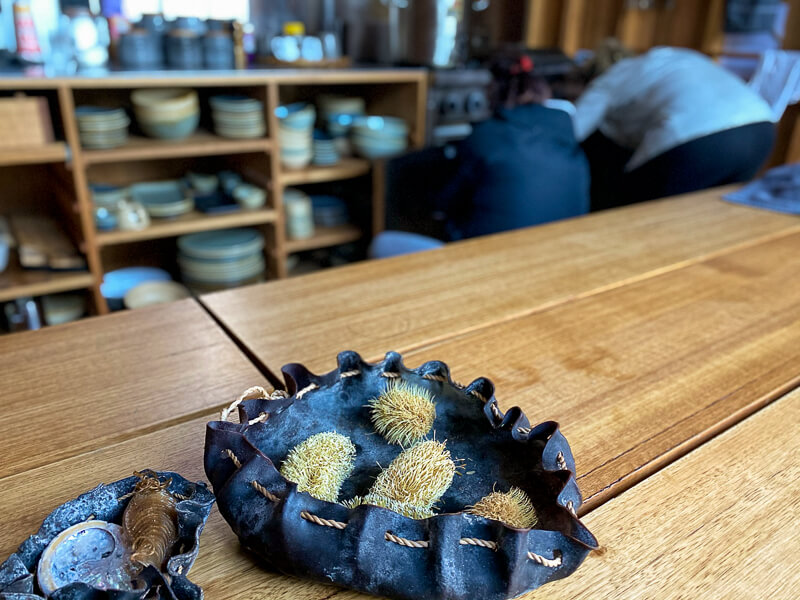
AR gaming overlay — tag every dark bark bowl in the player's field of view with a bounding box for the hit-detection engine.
[0,471,215,599]
[205,351,598,600]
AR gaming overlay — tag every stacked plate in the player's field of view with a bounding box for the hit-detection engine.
[311,195,348,227]
[210,95,266,139]
[75,106,130,149]
[312,130,339,166]
[130,181,194,219]
[319,95,365,157]
[132,88,200,140]
[276,103,316,169]
[177,228,265,287]
[352,115,409,159]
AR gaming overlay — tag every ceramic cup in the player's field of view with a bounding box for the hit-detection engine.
[116,200,150,231]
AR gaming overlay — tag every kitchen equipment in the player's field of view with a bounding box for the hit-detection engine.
[64,7,110,70]
[41,293,85,325]
[75,106,129,149]
[131,88,200,140]
[232,183,267,209]
[210,95,266,138]
[130,180,194,219]
[101,267,171,310]
[284,188,314,239]
[177,228,265,287]
[124,281,191,309]
[3,297,41,332]
[391,0,468,67]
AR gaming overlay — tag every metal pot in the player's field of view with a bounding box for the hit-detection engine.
[386,0,469,68]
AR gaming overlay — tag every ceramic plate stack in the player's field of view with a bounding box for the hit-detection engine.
[312,130,339,166]
[131,88,200,140]
[178,228,265,289]
[210,95,266,139]
[131,180,194,219]
[319,95,365,157]
[75,106,130,149]
[276,103,316,169]
[352,115,409,159]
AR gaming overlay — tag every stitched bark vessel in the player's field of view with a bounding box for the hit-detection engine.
[205,351,599,600]
[0,471,215,600]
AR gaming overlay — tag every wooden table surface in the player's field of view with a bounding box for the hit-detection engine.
[1,186,798,600]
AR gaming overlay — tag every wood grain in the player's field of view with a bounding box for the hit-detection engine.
[202,187,800,376]
[402,232,800,511]
[521,387,800,599]
[0,299,266,479]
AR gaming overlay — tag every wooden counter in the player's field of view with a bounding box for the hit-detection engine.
[0,185,798,600]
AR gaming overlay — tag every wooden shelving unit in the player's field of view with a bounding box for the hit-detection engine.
[285,224,363,253]
[0,70,428,318]
[281,158,371,186]
[0,143,68,167]
[95,208,279,246]
[0,261,94,303]
[81,131,272,164]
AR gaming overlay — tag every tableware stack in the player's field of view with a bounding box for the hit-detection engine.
[210,95,266,139]
[352,115,409,159]
[90,183,129,231]
[311,195,349,227]
[284,188,314,240]
[276,103,316,169]
[312,130,339,166]
[131,88,200,140]
[177,228,265,288]
[130,180,194,219]
[319,95,365,157]
[75,106,130,149]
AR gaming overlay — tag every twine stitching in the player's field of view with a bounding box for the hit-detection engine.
[116,491,135,502]
[247,412,269,426]
[566,500,577,517]
[517,427,531,435]
[300,510,347,530]
[459,537,497,551]
[340,370,361,378]
[221,386,271,422]
[469,389,487,403]
[226,448,242,469]
[250,480,280,502]
[296,383,319,399]
[422,373,448,382]
[384,531,429,548]
[381,371,401,379]
[556,451,568,471]
[527,550,562,568]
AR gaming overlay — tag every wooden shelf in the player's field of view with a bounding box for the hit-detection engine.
[0,260,94,303]
[96,208,278,246]
[0,143,68,167]
[81,131,272,164]
[281,158,371,186]
[285,224,363,254]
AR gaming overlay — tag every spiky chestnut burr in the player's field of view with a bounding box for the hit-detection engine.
[280,432,356,502]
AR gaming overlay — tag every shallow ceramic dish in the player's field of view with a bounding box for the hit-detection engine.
[131,181,194,218]
[205,351,598,600]
[232,184,267,209]
[177,228,264,260]
[101,267,171,310]
[124,280,191,309]
[0,470,214,599]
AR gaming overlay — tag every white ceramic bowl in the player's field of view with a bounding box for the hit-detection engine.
[124,280,191,309]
